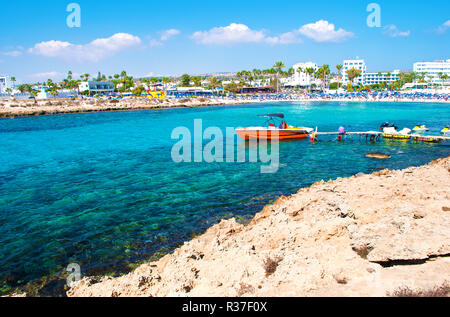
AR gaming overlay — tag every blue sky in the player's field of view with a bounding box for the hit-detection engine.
[0,0,449,83]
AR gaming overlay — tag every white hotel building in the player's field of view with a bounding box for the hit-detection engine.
[0,76,11,94]
[342,59,400,86]
[413,59,450,85]
[282,62,320,87]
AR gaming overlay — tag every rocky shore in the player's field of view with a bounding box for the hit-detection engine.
[1,96,449,119]
[0,98,258,119]
[68,157,450,297]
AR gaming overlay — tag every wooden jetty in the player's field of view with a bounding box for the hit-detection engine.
[313,130,450,143]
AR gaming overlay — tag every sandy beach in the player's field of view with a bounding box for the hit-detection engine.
[0,96,449,119]
[66,157,450,297]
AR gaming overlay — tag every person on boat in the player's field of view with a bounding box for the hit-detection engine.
[279,120,287,129]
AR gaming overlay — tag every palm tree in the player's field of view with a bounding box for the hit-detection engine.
[273,61,285,93]
[121,71,128,92]
[321,64,330,91]
[441,74,449,88]
[437,72,445,89]
[305,67,315,92]
[208,77,220,92]
[336,65,342,88]
[287,68,295,77]
[346,68,362,90]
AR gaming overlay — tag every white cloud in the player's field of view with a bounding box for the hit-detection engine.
[382,25,410,37]
[28,33,142,62]
[436,20,450,34]
[149,29,180,47]
[149,39,163,47]
[27,71,62,80]
[160,29,180,41]
[3,50,23,57]
[192,21,354,46]
[298,20,354,43]
[266,31,303,45]
[191,23,267,45]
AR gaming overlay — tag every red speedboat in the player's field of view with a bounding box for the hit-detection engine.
[236,113,313,141]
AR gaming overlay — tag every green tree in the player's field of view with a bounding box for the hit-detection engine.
[132,86,146,96]
[180,74,191,87]
[336,65,342,88]
[305,67,315,92]
[208,77,220,91]
[273,61,285,93]
[346,68,362,90]
[191,76,202,87]
[120,71,128,92]
[10,76,16,89]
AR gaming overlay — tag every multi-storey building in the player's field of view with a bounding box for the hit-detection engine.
[342,59,401,86]
[365,70,400,85]
[282,62,320,87]
[342,60,366,86]
[413,59,450,85]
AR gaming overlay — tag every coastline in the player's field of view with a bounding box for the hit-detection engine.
[0,97,449,119]
[67,157,450,297]
[0,98,260,119]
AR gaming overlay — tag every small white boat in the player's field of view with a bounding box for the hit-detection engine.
[412,125,429,133]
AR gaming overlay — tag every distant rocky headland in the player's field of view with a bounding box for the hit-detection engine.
[0,98,254,119]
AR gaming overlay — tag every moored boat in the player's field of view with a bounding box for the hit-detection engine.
[236,113,313,141]
[380,122,398,131]
[412,124,429,133]
[383,127,412,140]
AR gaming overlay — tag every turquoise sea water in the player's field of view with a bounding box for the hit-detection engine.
[0,101,449,295]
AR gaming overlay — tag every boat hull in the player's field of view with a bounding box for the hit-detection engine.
[236,128,310,141]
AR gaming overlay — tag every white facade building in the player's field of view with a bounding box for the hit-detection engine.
[342,59,401,86]
[342,60,366,86]
[79,81,115,94]
[0,76,12,93]
[365,70,400,85]
[413,59,450,85]
[283,62,320,87]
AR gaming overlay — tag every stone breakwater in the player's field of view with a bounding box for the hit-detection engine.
[68,157,450,297]
[0,98,258,119]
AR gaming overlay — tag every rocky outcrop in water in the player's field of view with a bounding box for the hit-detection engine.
[67,157,450,297]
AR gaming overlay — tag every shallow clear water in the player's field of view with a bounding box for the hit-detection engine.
[0,101,449,294]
